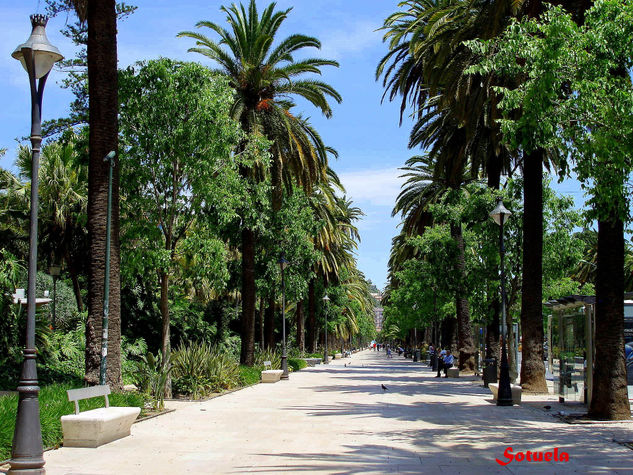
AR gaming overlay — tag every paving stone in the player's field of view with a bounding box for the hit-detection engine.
[42,350,633,474]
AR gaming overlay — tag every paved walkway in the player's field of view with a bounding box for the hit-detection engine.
[42,350,632,474]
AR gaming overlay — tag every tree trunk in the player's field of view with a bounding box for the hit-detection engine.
[258,296,265,348]
[296,300,305,353]
[589,218,630,419]
[486,298,500,361]
[264,294,275,350]
[519,149,548,393]
[441,316,457,352]
[159,270,171,397]
[68,261,84,313]
[451,222,476,372]
[85,0,121,389]
[240,227,256,365]
[306,279,316,352]
[486,156,501,363]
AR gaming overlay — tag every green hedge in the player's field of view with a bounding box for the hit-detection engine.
[288,357,308,372]
[0,383,145,461]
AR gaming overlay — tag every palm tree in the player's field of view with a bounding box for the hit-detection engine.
[60,0,121,387]
[16,136,88,312]
[178,0,341,365]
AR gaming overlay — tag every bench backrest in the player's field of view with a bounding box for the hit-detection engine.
[67,385,110,415]
[263,360,272,370]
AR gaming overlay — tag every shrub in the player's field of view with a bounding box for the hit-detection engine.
[288,357,307,372]
[254,348,281,369]
[171,342,241,398]
[132,352,172,410]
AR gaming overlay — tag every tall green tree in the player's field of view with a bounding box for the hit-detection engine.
[469,0,633,418]
[118,59,261,392]
[178,0,341,364]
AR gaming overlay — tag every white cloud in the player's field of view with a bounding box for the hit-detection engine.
[319,20,382,60]
[338,167,403,207]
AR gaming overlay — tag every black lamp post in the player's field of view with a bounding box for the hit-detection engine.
[322,295,329,364]
[48,265,61,330]
[279,255,289,380]
[490,200,513,406]
[10,14,63,474]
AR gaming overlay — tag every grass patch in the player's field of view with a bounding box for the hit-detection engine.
[0,383,146,461]
[239,365,262,386]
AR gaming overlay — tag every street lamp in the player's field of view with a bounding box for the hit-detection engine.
[48,265,61,330]
[10,14,63,474]
[322,295,330,364]
[490,199,513,406]
[278,255,289,380]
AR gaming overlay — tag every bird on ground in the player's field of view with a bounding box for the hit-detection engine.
[344,363,347,367]
[381,384,388,392]
[544,405,552,411]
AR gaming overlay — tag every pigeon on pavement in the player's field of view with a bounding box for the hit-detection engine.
[381,384,388,392]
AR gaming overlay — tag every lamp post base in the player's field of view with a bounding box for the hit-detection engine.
[281,354,289,380]
[497,345,514,406]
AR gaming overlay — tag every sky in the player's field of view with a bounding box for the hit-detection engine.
[0,0,587,290]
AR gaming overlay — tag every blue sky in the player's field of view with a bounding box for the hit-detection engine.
[0,1,588,289]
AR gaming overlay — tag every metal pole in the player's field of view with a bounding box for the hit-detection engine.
[497,217,513,406]
[324,303,329,364]
[99,152,115,385]
[280,264,288,379]
[9,48,46,475]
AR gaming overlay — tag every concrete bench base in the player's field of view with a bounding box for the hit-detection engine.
[488,383,522,404]
[447,368,460,378]
[61,406,140,448]
[261,369,284,383]
[302,358,322,367]
[334,353,342,359]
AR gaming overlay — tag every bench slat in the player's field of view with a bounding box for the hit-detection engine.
[67,385,111,402]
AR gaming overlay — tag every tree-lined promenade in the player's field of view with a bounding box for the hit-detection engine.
[42,351,632,474]
[2,0,633,472]
[378,0,633,421]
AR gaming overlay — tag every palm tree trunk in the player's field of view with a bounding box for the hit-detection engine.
[240,227,256,365]
[451,222,476,372]
[85,0,121,389]
[520,149,548,393]
[589,218,630,419]
[306,279,316,352]
[296,300,305,353]
[264,294,275,350]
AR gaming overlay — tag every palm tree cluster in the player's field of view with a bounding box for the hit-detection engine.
[378,0,632,420]
[178,0,373,365]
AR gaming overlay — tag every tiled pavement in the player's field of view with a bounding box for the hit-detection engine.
[40,350,633,474]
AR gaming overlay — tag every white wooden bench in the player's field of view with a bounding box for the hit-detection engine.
[488,383,522,404]
[61,385,141,447]
[261,361,284,383]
